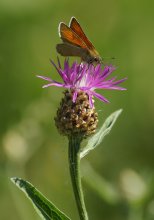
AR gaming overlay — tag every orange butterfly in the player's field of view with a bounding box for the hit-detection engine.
[56,17,102,64]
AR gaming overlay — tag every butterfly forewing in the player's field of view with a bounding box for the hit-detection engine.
[59,22,87,49]
[69,17,95,50]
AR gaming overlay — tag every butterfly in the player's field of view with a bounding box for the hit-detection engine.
[56,17,102,64]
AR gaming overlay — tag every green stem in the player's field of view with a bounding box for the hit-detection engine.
[68,136,88,220]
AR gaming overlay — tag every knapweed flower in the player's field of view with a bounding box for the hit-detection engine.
[37,58,126,108]
[37,58,126,137]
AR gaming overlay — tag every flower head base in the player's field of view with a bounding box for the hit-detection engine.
[37,58,127,108]
[55,90,98,138]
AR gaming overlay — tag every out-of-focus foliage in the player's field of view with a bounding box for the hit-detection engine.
[0,0,154,219]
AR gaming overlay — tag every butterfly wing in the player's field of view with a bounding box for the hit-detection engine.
[57,18,101,63]
[59,22,88,49]
[69,17,95,50]
[56,43,87,57]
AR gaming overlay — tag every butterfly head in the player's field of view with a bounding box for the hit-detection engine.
[86,47,102,64]
[88,55,102,65]
[94,56,102,64]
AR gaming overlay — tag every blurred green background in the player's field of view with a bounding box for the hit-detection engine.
[0,0,154,219]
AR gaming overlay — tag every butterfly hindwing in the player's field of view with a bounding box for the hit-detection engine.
[56,43,87,57]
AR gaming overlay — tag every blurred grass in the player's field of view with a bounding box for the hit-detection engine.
[0,0,154,219]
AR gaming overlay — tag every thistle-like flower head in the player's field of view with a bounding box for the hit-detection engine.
[37,58,127,108]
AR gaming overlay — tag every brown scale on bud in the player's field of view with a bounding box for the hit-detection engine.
[54,90,98,138]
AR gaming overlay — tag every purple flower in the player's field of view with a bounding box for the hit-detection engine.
[37,58,127,108]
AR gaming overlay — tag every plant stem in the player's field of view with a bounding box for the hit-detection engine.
[68,136,88,220]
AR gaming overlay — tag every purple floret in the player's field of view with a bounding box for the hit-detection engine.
[37,58,127,107]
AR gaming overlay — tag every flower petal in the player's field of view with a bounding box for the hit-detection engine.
[42,82,65,88]
[92,91,110,103]
[111,77,128,85]
[36,75,53,82]
[88,94,94,108]
[72,91,78,102]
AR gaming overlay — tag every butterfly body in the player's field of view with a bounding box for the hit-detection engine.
[56,17,102,64]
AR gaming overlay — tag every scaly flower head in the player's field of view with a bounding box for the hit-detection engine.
[37,58,127,108]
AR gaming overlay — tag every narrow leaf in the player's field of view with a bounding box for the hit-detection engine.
[80,109,122,158]
[11,177,70,220]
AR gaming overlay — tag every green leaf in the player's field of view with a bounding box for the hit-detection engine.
[80,109,123,158]
[11,177,70,220]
